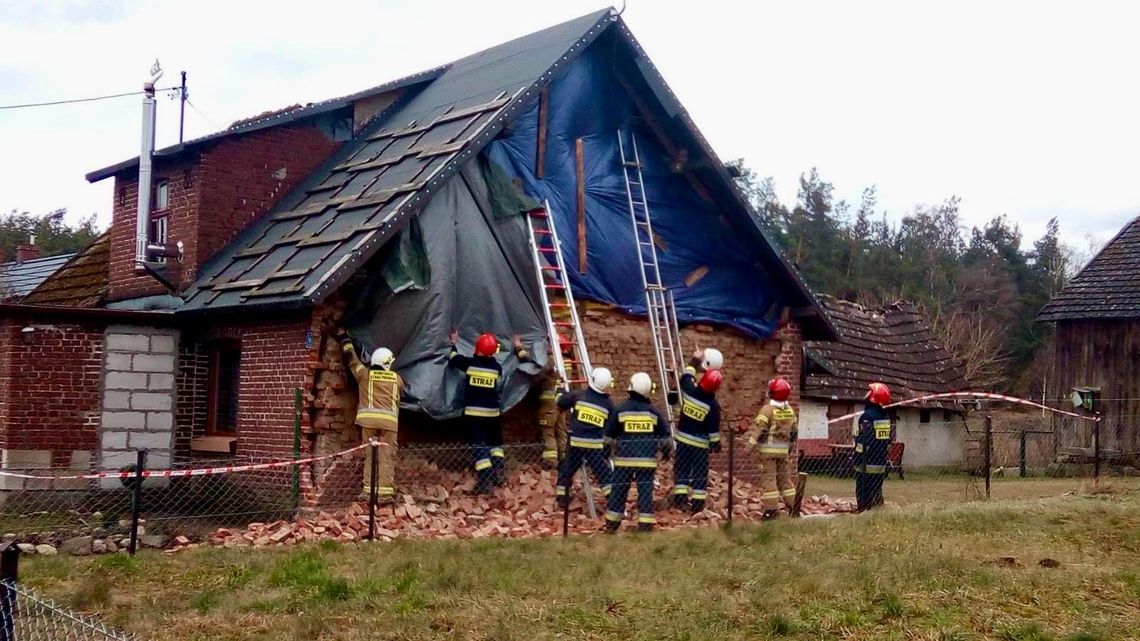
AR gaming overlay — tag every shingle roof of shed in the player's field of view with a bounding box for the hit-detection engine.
[22,233,110,307]
[1038,215,1140,321]
[803,296,969,402]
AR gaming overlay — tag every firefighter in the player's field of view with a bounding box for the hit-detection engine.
[527,334,573,467]
[555,367,615,507]
[855,382,892,511]
[337,331,402,503]
[604,372,671,533]
[748,377,798,520]
[448,329,527,493]
[671,348,723,513]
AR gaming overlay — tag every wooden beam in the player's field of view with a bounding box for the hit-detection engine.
[536,88,549,179]
[575,137,587,274]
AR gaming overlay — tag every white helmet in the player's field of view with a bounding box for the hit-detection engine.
[629,372,653,397]
[370,347,395,369]
[589,367,613,393]
[702,348,723,371]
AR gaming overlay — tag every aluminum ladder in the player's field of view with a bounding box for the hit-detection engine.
[525,200,598,517]
[617,129,685,425]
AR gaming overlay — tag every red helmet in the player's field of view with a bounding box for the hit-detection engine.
[698,369,723,393]
[558,333,573,356]
[475,333,498,357]
[768,377,791,402]
[866,382,891,405]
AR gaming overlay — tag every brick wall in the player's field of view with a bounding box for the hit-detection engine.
[174,338,209,458]
[0,316,104,487]
[107,123,343,301]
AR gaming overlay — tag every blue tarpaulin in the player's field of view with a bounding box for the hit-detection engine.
[485,45,785,338]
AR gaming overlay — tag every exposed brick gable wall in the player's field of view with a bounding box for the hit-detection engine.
[106,123,343,301]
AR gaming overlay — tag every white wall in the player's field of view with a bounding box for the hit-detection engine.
[894,408,966,468]
[799,401,830,441]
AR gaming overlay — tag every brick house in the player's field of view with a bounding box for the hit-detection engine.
[800,296,969,468]
[2,9,833,501]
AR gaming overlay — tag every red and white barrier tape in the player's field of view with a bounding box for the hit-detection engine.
[0,440,384,482]
[824,391,1100,425]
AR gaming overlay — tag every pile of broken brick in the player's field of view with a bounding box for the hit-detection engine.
[185,465,856,553]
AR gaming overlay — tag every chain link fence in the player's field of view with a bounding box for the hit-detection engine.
[0,578,138,641]
[0,412,1133,553]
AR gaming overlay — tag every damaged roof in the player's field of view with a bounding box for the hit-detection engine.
[169,8,833,338]
[0,252,76,301]
[1038,214,1140,321]
[804,296,968,402]
[22,233,110,307]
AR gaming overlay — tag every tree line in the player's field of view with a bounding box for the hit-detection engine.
[0,208,101,262]
[730,162,1091,393]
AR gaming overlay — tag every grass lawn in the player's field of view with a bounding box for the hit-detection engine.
[805,473,1140,507]
[20,483,1140,641]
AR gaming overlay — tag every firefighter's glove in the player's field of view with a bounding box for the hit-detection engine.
[603,437,616,456]
[709,440,722,454]
[658,439,674,461]
[334,329,349,342]
[789,430,799,445]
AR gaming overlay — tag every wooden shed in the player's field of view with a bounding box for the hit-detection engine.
[1038,215,1140,461]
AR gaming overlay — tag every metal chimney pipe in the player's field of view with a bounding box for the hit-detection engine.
[135,60,164,273]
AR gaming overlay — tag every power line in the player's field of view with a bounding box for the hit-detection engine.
[0,87,178,111]
[185,98,223,132]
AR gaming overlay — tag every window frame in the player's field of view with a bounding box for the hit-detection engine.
[205,340,242,437]
[919,409,932,424]
[154,180,170,211]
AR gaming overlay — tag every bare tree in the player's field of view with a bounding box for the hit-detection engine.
[928,302,1011,391]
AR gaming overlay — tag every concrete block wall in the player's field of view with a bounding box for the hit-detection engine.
[99,325,179,487]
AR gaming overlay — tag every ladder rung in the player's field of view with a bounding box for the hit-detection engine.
[529,210,548,218]
[623,161,642,169]
[541,265,561,271]
[553,321,576,327]
[537,247,557,254]
[545,283,565,289]
[533,228,552,235]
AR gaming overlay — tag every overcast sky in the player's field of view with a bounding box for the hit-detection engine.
[2,0,1137,252]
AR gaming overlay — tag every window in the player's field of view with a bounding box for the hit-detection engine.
[154,180,170,210]
[919,409,931,424]
[207,341,241,435]
[148,215,168,263]
[943,410,954,422]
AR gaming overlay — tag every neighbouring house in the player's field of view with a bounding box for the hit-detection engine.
[1038,214,1140,463]
[0,242,75,302]
[0,8,836,504]
[800,296,969,469]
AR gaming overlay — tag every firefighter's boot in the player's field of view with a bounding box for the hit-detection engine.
[670,493,688,510]
[604,520,620,535]
[688,499,706,514]
[761,509,780,521]
[636,522,654,533]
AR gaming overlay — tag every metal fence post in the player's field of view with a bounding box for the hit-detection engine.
[0,542,18,641]
[1019,429,1027,478]
[726,423,735,528]
[128,449,147,556]
[562,429,571,538]
[292,388,302,508]
[368,440,379,541]
[983,416,992,500]
[1093,414,1101,484]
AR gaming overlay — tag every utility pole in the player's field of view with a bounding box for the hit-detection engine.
[178,71,187,144]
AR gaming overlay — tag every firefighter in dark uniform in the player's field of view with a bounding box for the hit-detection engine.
[337,332,402,502]
[555,367,615,507]
[448,329,526,493]
[671,349,723,513]
[604,372,672,533]
[856,382,892,511]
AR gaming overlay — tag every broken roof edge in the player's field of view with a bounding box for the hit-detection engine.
[85,65,449,183]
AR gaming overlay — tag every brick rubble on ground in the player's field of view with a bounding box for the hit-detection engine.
[186,464,855,552]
